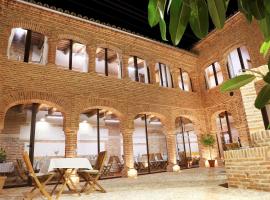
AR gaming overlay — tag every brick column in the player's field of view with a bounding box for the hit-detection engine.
[47,38,57,65]
[220,58,230,81]
[121,128,137,177]
[65,129,78,158]
[240,80,265,134]
[87,45,96,73]
[122,54,130,79]
[148,60,157,85]
[166,129,180,172]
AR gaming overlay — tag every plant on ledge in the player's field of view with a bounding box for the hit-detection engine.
[148,0,270,109]
[200,134,216,167]
[0,148,6,163]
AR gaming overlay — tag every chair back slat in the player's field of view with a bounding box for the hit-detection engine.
[23,151,35,174]
[95,151,107,171]
[155,153,163,160]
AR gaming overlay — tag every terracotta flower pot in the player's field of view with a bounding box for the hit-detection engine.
[208,160,215,168]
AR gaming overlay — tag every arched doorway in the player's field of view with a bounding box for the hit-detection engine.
[215,111,241,158]
[78,108,123,178]
[175,117,200,169]
[1,103,65,187]
[133,114,168,174]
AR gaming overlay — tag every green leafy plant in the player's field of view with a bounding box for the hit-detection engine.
[0,148,6,163]
[148,0,270,110]
[200,134,215,160]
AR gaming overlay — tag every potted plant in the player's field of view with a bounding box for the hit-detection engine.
[201,134,216,168]
[0,148,6,163]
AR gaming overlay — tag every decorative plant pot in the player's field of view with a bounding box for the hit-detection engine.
[208,160,215,168]
[0,176,7,194]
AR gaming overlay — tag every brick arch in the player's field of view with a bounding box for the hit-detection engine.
[154,59,173,68]
[124,50,151,62]
[221,41,249,61]
[57,33,88,45]
[209,109,240,134]
[77,97,126,121]
[95,43,123,55]
[0,90,70,130]
[8,20,50,36]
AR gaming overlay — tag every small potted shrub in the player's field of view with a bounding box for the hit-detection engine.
[201,134,216,167]
[0,148,6,163]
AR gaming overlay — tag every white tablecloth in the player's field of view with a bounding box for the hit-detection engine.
[0,162,14,173]
[48,158,92,172]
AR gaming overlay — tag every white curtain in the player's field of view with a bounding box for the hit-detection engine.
[83,48,89,72]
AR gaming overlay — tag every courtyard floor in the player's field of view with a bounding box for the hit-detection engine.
[1,168,270,200]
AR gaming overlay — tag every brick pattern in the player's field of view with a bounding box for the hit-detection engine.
[0,1,268,178]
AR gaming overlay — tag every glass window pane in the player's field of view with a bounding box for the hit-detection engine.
[29,32,47,65]
[107,49,121,78]
[128,57,136,81]
[8,28,27,61]
[72,42,88,72]
[205,62,223,89]
[56,39,71,69]
[214,62,223,85]
[96,47,105,75]
[227,46,251,78]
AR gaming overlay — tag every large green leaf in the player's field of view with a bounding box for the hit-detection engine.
[189,0,209,39]
[260,40,270,57]
[258,12,270,41]
[148,0,160,27]
[169,0,191,45]
[220,74,256,92]
[238,0,252,23]
[159,18,167,40]
[264,0,270,14]
[255,84,270,109]
[157,0,168,40]
[248,0,265,20]
[207,0,226,29]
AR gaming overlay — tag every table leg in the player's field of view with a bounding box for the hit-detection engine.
[51,169,64,195]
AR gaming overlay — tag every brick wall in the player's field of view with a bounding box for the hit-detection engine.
[0,0,267,176]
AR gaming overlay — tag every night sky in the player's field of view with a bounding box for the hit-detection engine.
[27,0,239,50]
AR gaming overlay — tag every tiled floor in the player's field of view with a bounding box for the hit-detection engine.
[1,168,270,200]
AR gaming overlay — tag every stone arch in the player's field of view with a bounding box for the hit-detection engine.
[0,90,70,130]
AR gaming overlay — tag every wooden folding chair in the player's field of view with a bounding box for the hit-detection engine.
[155,153,167,170]
[78,151,107,194]
[15,159,28,181]
[102,155,113,176]
[114,156,124,171]
[22,152,55,200]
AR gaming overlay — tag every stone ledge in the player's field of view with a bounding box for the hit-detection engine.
[250,130,270,147]
[224,146,269,160]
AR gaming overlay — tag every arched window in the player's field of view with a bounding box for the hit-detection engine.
[204,62,223,89]
[175,117,200,168]
[215,111,240,157]
[133,114,168,174]
[178,68,193,91]
[55,39,88,72]
[95,47,121,78]
[78,108,123,178]
[227,46,251,78]
[128,56,150,83]
[155,63,173,88]
[8,28,48,65]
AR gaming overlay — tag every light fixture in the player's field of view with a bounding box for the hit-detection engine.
[149,121,161,125]
[40,118,45,122]
[104,119,120,123]
[45,114,63,119]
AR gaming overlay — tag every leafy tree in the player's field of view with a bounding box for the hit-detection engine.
[148,0,270,109]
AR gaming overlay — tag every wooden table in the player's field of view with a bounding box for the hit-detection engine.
[48,158,92,199]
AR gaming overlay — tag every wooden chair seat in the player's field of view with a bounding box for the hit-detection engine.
[22,152,54,200]
[78,151,107,194]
